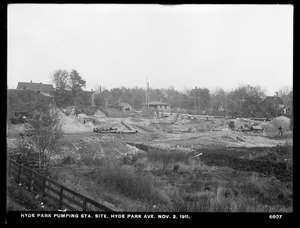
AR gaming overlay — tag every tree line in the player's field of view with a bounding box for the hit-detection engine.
[51,69,292,118]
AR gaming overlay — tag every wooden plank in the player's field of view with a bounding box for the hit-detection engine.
[59,186,63,209]
[86,198,114,212]
[32,178,43,187]
[32,183,44,192]
[82,197,87,211]
[62,201,79,212]
[7,159,114,212]
[44,191,60,204]
[45,184,60,196]
[9,160,19,166]
[33,180,44,189]
[85,205,96,211]
[21,165,33,173]
[62,193,83,208]
[10,165,19,172]
[21,169,31,177]
[20,171,31,178]
[46,177,61,187]
[32,175,44,183]
[63,186,85,200]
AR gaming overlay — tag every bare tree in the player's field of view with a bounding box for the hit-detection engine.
[29,105,64,175]
[277,85,292,98]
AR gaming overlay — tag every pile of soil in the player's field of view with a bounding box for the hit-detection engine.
[94,110,106,118]
[57,109,91,133]
[261,116,290,135]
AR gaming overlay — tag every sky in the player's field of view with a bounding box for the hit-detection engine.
[7,4,293,95]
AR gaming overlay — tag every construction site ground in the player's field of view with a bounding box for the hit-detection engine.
[7,107,293,212]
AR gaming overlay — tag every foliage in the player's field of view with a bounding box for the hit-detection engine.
[48,67,290,118]
[69,69,86,97]
[51,69,87,107]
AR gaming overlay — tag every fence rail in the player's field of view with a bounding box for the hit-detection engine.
[7,159,114,212]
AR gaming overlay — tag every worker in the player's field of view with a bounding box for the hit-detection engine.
[278,126,283,137]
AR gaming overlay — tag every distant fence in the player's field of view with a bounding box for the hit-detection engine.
[8,159,114,212]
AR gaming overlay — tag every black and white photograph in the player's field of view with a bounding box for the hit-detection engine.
[6,3,293,224]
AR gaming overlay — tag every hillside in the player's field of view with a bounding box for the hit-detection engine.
[7,89,53,118]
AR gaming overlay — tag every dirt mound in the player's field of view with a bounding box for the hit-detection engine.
[94,110,106,118]
[261,116,290,135]
[57,109,92,133]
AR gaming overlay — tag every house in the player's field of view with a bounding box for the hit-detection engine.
[116,102,132,112]
[282,91,293,115]
[261,96,285,109]
[17,81,53,95]
[82,89,96,106]
[146,101,171,112]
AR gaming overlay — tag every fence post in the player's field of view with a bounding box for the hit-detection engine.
[42,176,46,194]
[8,160,11,176]
[28,171,33,190]
[82,197,87,211]
[17,164,21,184]
[59,186,63,209]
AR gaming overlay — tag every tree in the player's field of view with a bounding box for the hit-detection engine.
[51,69,71,107]
[94,90,113,107]
[229,85,266,117]
[29,105,64,175]
[110,88,124,105]
[69,69,86,97]
[277,85,292,98]
[52,69,69,90]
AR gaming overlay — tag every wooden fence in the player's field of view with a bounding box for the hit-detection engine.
[8,159,114,212]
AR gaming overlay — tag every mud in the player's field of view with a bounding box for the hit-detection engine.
[197,147,293,182]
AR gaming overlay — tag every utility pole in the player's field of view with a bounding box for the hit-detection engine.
[132,89,134,110]
[145,78,148,107]
[199,93,201,115]
[225,93,228,117]
[194,92,196,113]
[147,82,150,106]
[194,87,197,114]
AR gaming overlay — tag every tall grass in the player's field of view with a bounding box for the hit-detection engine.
[143,150,189,169]
[164,184,291,212]
[90,157,162,204]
